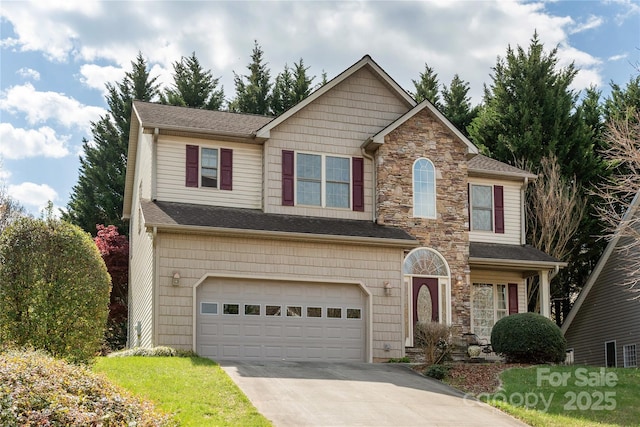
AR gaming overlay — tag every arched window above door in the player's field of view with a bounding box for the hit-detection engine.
[403,248,449,276]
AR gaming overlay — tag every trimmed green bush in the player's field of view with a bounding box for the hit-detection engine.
[0,349,171,426]
[0,217,110,363]
[491,313,567,363]
[424,364,450,380]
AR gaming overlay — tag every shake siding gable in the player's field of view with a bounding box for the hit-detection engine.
[155,136,261,209]
[264,66,409,219]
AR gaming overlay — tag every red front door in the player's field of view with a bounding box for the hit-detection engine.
[412,277,439,325]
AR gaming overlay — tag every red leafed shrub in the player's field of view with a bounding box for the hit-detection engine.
[94,225,129,351]
[0,349,172,426]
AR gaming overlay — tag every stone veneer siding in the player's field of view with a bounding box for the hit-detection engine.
[376,108,471,333]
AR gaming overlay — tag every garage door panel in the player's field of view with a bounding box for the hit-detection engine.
[197,280,366,362]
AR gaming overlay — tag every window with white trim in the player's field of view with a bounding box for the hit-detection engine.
[472,283,507,338]
[624,344,637,367]
[296,153,350,208]
[470,185,493,231]
[201,147,218,188]
[413,158,436,218]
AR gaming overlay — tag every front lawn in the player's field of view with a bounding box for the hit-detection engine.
[94,356,272,427]
[481,365,640,427]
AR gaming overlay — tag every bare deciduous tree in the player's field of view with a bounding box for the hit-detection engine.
[593,112,640,297]
[523,155,586,310]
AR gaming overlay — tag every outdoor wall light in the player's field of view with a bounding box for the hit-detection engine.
[456,275,463,285]
[172,272,180,286]
[383,281,392,296]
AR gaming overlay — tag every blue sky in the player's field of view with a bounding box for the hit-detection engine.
[1,0,639,218]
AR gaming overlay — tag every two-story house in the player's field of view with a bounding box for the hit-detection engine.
[123,55,564,362]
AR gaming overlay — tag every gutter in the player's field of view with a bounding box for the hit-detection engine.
[145,222,419,248]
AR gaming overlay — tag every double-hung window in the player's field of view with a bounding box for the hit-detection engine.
[472,283,508,338]
[296,153,350,208]
[471,185,493,231]
[201,148,218,188]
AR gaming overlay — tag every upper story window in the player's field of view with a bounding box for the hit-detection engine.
[470,184,493,231]
[282,150,364,210]
[185,145,233,190]
[469,184,504,233]
[413,158,436,218]
[201,148,218,188]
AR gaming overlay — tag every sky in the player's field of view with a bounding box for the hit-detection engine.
[1,0,639,218]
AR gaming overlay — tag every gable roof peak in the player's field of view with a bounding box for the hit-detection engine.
[256,54,415,138]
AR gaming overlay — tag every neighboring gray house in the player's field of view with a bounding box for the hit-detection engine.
[562,193,640,367]
[123,55,564,362]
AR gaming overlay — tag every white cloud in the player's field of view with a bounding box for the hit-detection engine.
[7,182,58,213]
[0,123,70,159]
[16,67,40,80]
[608,53,628,61]
[0,83,105,133]
[569,15,604,34]
[78,64,126,94]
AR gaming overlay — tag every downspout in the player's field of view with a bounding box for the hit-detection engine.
[361,148,376,222]
[152,128,159,201]
[521,176,529,245]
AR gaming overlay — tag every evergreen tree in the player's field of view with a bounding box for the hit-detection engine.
[230,41,272,115]
[161,52,224,110]
[604,75,640,123]
[441,74,478,136]
[467,33,607,319]
[64,53,160,235]
[412,62,440,107]
[271,64,295,116]
[271,59,315,115]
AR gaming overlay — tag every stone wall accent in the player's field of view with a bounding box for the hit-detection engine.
[376,108,471,333]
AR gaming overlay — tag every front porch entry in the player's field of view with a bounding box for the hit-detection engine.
[404,248,451,347]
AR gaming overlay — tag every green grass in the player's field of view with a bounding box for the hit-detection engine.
[93,356,272,427]
[481,365,640,427]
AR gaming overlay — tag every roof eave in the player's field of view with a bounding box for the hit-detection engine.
[470,256,567,271]
[468,170,538,181]
[145,222,419,248]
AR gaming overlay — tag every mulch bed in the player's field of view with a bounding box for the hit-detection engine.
[410,360,530,395]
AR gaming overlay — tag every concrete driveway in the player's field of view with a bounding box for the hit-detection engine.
[220,361,527,427]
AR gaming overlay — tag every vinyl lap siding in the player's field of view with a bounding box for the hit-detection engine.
[128,129,154,348]
[155,136,262,209]
[155,232,405,360]
[469,178,522,245]
[264,67,409,219]
[565,240,640,366]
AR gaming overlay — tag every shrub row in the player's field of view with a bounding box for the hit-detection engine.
[0,349,172,426]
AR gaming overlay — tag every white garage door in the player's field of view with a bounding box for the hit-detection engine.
[196,278,367,362]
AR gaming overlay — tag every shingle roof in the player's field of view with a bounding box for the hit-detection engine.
[141,200,418,243]
[470,242,563,264]
[133,100,274,136]
[468,154,537,179]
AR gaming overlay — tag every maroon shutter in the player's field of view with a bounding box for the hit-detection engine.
[494,185,504,233]
[282,150,294,206]
[186,145,199,187]
[352,157,364,212]
[220,148,233,190]
[508,283,519,315]
[468,183,471,231]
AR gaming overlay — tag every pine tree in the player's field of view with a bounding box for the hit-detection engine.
[467,33,607,318]
[64,53,160,235]
[604,75,640,123]
[412,63,440,107]
[230,41,272,115]
[271,59,315,115]
[161,52,224,110]
[441,74,478,135]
